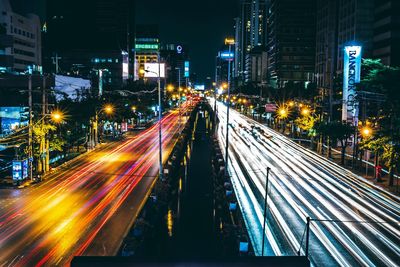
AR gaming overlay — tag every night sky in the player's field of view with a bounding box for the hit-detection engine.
[10,0,45,18]
[11,0,238,82]
[136,0,239,81]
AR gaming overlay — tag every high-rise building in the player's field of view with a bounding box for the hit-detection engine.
[43,0,134,89]
[234,0,268,85]
[373,0,400,67]
[134,25,159,81]
[315,0,339,107]
[0,0,42,73]
[336,0,374,72]
[216,51,231,87]
[45,0,134,52]
[315,0,377,120]
[249,46,268,85]
[160,43,190,87]
[267,0,316,89]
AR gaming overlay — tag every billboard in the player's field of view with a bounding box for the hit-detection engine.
[184,61,190,78]
[12,159,27,181]
[265,103,277,113]
[342,45,362,125]
[122,51,129,81]
[0,107,29,136]
[219,51,234,61]
[135,44,159,50]
[55,75,91,100]
[22,159,28,179]
[194,84,205,90]
[176,45,183,54]
[144,63,165,78]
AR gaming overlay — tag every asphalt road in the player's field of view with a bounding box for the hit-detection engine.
[213,100,400,266]
[0,107,189,266]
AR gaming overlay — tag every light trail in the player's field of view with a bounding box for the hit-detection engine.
[212,99,400,266]
[0,102,197,266]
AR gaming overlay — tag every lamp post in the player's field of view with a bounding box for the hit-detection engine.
[91,104,114,149]
[33,110,64,177]
[262,167,270,256]
[224,37,235,178]
[361,125,372,175]
[143,52,163,180]
[175,67,181,129]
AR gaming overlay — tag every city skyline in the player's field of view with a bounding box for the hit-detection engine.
[0,0,399,266]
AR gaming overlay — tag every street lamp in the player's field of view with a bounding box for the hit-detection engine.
[34,110,65,177]
[175,67,182,128]
[278,107,288,119]
[224,37,235,178]
[361,126,372,138]
[167,84,175,92]
[301,107,310,116]
[131,106,141,127]
[91,104,114,149]
[104,104,114,115]
[50,110,64,123]
[360,125,373,175]
[142,53,163,180]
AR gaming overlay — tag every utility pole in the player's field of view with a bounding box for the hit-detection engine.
[52,53,61,74]
[224,38,234,178]
[175,67,181,129]
[262,167,270,256]
[28,75,33,181]
[39,75,46,174]
[305,217,311,258]
[214,55,219,133]
[157,52,163,180]
[45,75,50,173]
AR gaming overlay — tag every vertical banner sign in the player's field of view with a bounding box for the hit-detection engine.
[98,69,103,97]
[184,61,190,78]
[342,46,362,125]
[122,51,129,81]
[22,159,28,179]
[12,160,22,181]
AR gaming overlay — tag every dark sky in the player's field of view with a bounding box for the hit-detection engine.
[10,0,45,18]
[11,0,238,82]
[136,0,239,81]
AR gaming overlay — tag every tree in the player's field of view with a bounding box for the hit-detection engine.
[295,115,317,134]
[316,121,354,165]
[32,123,64,173]
[360,59,400,185]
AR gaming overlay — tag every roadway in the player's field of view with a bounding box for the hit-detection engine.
[213,100,400,266]
[0,106,190,266]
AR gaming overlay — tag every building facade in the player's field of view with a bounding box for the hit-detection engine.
[160,43,190,87]
[134,25,159,81]
[336,0,374,72]
[267,0,316,89]
[249,46,268,86]
[0,0,42,73]
[315,0,338,105]
[43,0,134,89]
[234,0,268,85]
[373,0,400,67]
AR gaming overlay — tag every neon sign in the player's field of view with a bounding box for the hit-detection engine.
[342,45,362,125]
